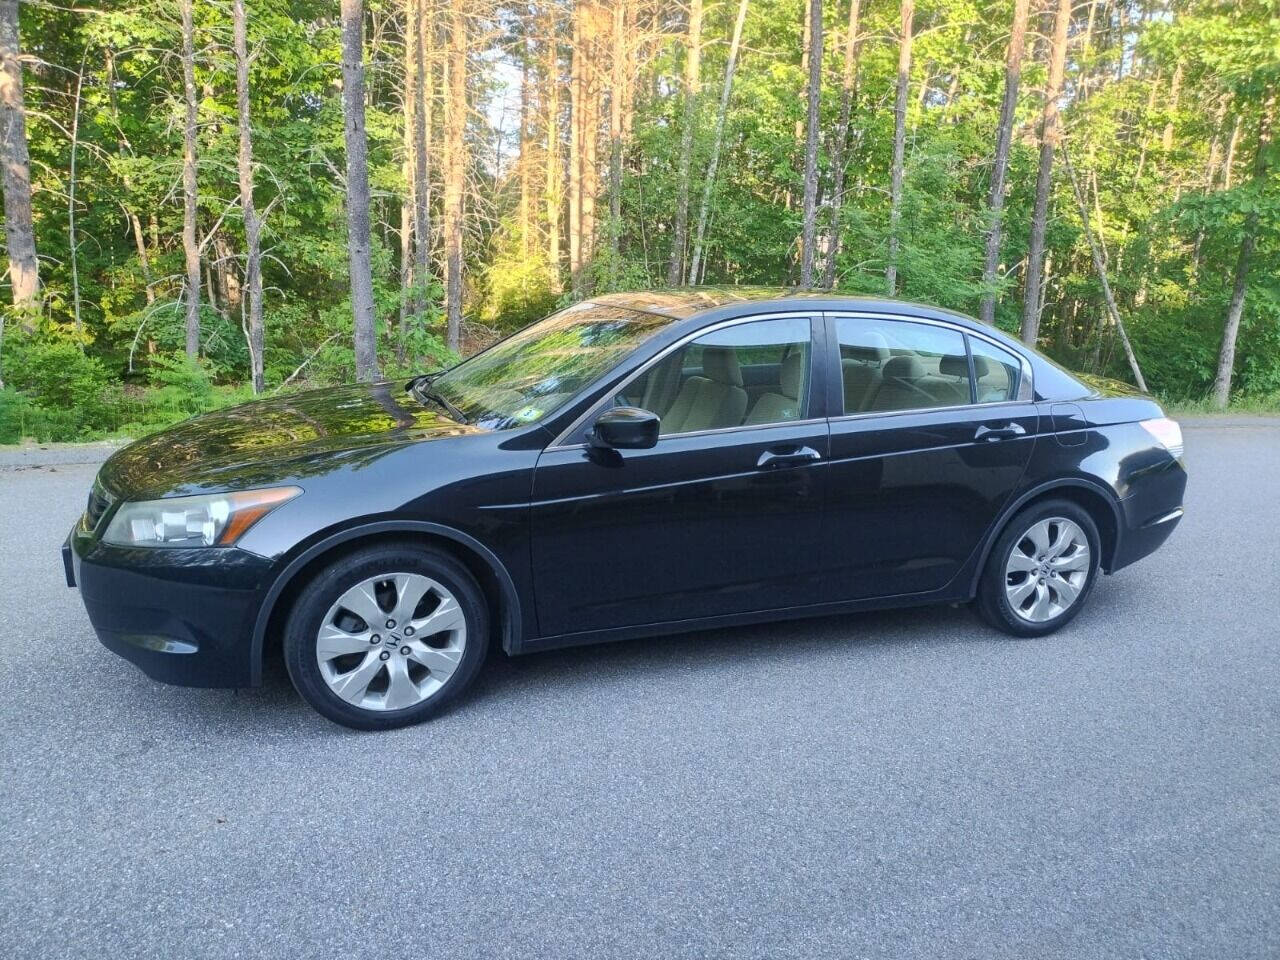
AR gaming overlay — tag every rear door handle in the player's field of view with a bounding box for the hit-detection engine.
[757,446,822,470]
[974,422,1027,442]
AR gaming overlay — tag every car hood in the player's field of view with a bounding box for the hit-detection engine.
[100,381,480,498]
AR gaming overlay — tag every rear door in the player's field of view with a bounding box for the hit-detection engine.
[820,314,1039,601]
[529,315,830,638]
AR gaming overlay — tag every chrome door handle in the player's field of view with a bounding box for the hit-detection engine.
[757,446,822,469]
[975,422,1027,442]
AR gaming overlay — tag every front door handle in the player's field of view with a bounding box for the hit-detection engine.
[757,446,822,470]
[974,422,1027,442]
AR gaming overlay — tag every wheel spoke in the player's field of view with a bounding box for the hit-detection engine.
[328,650,384,705]
[1051,548,1090,573]
[390,574,433,625]
[1028,583,1054,621]
[317,623,371,660]
[382,657,420,710]
[404,641,462,681]
[1050,574,1080,607]
[336,582,386,630]
[412,595,465,637]
[1046,522,1079,559]
[1024,520,1051,557]
[1008,576,1039,607]
[1006,549,1039,574]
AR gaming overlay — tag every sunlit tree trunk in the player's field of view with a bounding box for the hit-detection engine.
[885,0,914,296]
[1019,0,1070,346]
[568,2,582,285]
[1212,92,1274,409]
[690,0,749,287]
[234,0,265,393]
[340,0,380,380]
[0,0,37,322]
[411,0,432,317]
[978,0,1030,325]
[667,0,701,286]
[180,0,202,357]
[443,0,466,349]
[544,3,562,293]
[821,0,862,289]
[607,0,625,265]
[798,0,822,288]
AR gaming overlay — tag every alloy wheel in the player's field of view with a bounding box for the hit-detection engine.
[315,572,467,711]
[1003,516,1091,623]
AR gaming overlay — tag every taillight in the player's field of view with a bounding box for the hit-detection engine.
[1140,417,1183,459]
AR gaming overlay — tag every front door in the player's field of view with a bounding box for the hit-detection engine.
[821,314,1039,601]
[529,316,830,638]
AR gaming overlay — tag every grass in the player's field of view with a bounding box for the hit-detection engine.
[1161,393,1280,417]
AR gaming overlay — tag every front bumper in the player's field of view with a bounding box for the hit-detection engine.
[66,526,273,687]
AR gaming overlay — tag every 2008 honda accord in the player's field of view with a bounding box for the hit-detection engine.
[64,291,1187,729]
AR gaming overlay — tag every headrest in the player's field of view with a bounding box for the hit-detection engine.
[883,355,925,380]
[970,355,992,378]
[779,351,803,399]
[938,354,969,378]
[701,346,743,386]
[844,332,890,364]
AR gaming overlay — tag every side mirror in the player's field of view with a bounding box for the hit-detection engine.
[590,406,660,450]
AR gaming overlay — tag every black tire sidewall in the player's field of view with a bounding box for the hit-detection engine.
[283,544,489,730]
[978,499,1102,638]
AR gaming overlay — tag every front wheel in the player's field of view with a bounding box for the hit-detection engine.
[975,499,1101,638]
[283,543,489,730]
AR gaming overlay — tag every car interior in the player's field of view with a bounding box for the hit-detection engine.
[613,318,1023,436]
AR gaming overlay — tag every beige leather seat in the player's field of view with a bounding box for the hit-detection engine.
[935,354,974,405]
[745,351,804,425]
[868,355,930,411]
[660,346,749,434]
[841,332,890,413]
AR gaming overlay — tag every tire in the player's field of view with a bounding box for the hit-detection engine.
[283,542,489,730]
[975,498,1102,638]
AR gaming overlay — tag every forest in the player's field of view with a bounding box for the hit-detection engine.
[0,0,1276,443]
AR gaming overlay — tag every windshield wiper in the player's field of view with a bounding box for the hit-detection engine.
[410,376,468,424]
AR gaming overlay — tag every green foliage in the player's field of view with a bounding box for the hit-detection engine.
[2,0,1278,446]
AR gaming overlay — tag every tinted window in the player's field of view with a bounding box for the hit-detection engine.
[836,317,970,413]
[621,317,811,434]
[970,338,1024,403]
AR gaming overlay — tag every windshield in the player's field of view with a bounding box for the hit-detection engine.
[427,303,675,430]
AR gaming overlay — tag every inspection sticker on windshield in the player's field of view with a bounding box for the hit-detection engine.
[512,405,543,423]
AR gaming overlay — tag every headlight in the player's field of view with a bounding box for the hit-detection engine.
[102,487,301,547]
[1140,417,1183,459]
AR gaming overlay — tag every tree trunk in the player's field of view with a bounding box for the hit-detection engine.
[180,0,202,357]
[520,29,533,257]
[797,0,823,288]
[885,0,914,296]
[580,4,598,286]
[1062,144,1148,392]
[690,0,749,287]
[443,0,466,349]
[234,0,265,393]
[0,0,37,320]
[544,3,562,292]
[821,0,863,289]
[607,0,625,264]
[667,0,702,286]
[1211,92,1274,409]
[1019,0,1070,346]
[411,0,431,317]
[68,52,86,333]
[568,3,582,285]
[340,0,380,380]
[977,0,1030,325]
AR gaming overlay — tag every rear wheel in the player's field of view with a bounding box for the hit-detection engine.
[283,543,489,730]
[976,499,1101,638]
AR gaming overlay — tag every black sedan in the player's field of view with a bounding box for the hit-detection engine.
[65,291,1187,729]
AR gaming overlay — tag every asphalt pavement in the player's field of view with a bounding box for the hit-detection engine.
[2,418,1277,959]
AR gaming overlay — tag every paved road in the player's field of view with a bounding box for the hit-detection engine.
[2,420,1277,959]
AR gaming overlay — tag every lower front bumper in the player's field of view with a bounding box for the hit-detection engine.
[67,528,273,688]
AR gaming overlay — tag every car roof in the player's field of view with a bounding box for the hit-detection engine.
[585,287,992,334]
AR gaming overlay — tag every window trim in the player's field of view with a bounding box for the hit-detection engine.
[822,312,1035,421]
[548,312,822,449]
